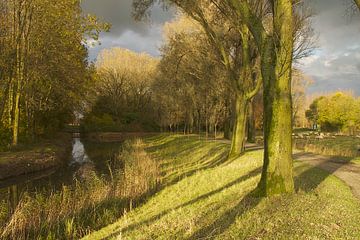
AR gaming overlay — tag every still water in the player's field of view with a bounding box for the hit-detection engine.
[0,137,123,213]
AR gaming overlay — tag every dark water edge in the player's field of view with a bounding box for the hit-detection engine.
[0,136,124,216]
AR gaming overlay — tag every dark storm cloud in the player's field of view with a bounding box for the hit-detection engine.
[301,0,360,95]
[81,0,174,59]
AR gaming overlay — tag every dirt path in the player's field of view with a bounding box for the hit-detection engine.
[293,152,360,200]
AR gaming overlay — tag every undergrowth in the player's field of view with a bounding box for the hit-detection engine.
[0,139,159,239]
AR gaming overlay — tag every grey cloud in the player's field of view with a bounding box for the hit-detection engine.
[82,0,174,60]
[82,0,173,37]
[301,0,360,95]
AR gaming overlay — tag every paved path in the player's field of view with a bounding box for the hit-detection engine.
[293,152,360,200]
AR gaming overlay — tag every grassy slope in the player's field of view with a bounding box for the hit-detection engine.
[84,135,360,240]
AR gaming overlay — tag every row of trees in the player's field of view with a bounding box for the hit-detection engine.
[306,92,360,134]
[0,0,107,147]
[132,0,315,196]
[82,0,358,197]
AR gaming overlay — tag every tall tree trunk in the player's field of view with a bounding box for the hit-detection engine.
[228,93,248,159]
[223,114,232,140]
[257,0,294,196]
[12,83,21,146]
[214,123,217,140]
[13,38,22,146]
[247,99,256,143]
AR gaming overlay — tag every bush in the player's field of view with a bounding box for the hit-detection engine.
[81,114,123,132]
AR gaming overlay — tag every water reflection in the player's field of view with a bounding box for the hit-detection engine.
[70,138,91,166]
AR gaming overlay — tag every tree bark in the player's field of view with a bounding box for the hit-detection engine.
[247,99,256,143]
[228,93,248,159]
[257,0,294,196]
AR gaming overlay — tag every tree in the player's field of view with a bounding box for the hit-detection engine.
[0,0,108,147]
[155,17,230,136]
[133,0,314,196]
[226,0,315,196]
[305,97,323,130]
[309,92,360,134]
[292,69,313,128]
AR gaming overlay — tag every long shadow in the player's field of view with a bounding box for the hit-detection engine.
[162,144,230,184]
[101,167,262,240]
[293,152,353,192]
[158,141,214,169]
[187,188,262,240]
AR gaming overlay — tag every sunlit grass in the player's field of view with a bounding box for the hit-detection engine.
[84,135,360,240]
[351,157,360,165]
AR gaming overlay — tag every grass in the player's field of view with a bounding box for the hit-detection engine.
[294,135,360,158]
[83,135,360,240]
[351,157,360,165]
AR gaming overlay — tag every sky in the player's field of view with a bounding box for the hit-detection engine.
[81,0,174,59]
[82,0,360,95]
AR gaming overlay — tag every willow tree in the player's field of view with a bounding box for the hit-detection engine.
[223,0,296,195]
[134,0,262,159]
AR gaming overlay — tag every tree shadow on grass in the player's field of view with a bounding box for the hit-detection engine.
[293,152,353,193]
[101,167,262,240]
[186,188,262,240]
[163,145,230,186]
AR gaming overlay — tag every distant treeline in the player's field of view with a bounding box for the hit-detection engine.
[306,92,360,134]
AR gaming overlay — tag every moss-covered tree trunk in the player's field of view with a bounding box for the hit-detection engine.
[247,100,256,143]
[257,0,294,196]
[223,116,232,140]
[229,93,248,159]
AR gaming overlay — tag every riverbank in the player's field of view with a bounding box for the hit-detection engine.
[84,135,360,239]
[83,132,158,142]
[0,134,71,180]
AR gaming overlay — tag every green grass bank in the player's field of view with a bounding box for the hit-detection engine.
[84,135,360,239]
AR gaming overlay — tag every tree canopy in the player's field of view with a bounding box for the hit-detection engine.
[0,0,108,147]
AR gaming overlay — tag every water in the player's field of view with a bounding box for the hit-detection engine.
[0,137,124,215]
